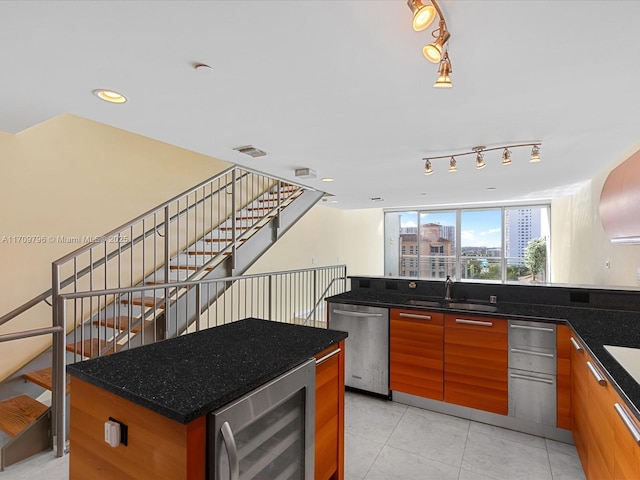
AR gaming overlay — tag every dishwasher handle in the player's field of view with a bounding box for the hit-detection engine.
[332,309,384,318]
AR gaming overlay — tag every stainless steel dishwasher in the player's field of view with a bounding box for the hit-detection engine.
[328,303,390,397]
[508,319,557,426]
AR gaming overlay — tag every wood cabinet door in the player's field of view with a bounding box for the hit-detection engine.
[585,358,615,480]
[390,309,444,400]
[444,314,508,415]
[613,400,640,479]
[315,343,344,480]
[569,335,590,475]
[556,324,572,430]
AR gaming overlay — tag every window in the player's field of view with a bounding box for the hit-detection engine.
[384,205,550,283]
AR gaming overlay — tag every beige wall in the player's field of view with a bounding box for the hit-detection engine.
[0,114,231,380]
[552,143,640,287]
[247,205,384,276]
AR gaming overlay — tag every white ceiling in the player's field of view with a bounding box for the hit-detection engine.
[2,0,640,210]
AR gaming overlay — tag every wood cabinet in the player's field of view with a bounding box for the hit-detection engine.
[390,308,444,401]
[70,378,206,480]
[444,313,508,415]
[314,342,345,480]
[556,324,572,430]
[569,333,640,480]
[613,400,640,479]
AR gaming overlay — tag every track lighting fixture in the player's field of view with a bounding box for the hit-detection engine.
[433,51,452,88]
[421,143,542,175]
[475,150,486,170]
[407,0,437,32]
[424,159,434,175]
[407,0,452,88]
[502,148,512,165]
[530,145,541,163]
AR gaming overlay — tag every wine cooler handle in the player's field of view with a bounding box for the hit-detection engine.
[221,421,240,480]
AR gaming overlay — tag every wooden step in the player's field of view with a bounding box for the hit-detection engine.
[186,250,232,256]
[219,226,250,231]
[93,316,146,333]
[203,237,245,243]
[66,338,119,357]
[23,367,70,392]
[170,264,214,271]
[121,296,165,309]
[0,395,48,437]
[236,215,276,221]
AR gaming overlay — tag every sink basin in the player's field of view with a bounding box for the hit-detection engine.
[407,299,498,313]
[407,299,443,308]
[446,302,498,313]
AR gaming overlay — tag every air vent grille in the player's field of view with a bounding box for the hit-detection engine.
[233,145,267,158]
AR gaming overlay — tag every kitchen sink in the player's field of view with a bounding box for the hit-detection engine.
[407,299,443,308]
[407,299,498,313]
[446,302,498,313]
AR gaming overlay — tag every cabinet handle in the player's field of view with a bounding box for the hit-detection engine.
[510,348,555,358]
[220,421,240,480]
[510,324,554,333]
[455,318,493,327]
[399,313,432,320]
[509,372,554,385]
[316,348,341,365]
[332,309,384,318]
[614,403,640,445]
[586,361,607,386]
[569,337,582,352]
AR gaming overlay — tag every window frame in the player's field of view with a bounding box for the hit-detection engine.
[385,203,551,284]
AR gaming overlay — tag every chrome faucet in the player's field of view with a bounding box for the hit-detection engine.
[444,275,453,301]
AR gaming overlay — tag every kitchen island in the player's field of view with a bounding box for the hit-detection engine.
[67,318,348,480]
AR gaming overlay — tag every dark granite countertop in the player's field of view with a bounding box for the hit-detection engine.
[67,318,348,424]
[327,290,640,420]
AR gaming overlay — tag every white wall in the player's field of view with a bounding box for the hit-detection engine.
[552,143,640,287]
[247,205,384,277]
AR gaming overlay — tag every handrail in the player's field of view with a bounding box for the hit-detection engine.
[0,291,52,327]
[302,275,348,325]
[57,265,348,300]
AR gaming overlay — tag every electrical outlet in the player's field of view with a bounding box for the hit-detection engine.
[605,260,610,269]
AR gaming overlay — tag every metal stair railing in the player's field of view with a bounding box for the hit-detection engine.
[0,265,348,464]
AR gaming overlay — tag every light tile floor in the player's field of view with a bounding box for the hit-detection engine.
[345,392,586,480]
[1,391,586,480]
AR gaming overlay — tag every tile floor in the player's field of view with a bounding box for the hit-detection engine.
[1,391,586,480]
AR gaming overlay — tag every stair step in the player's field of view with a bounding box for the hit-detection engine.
[170,264,214,271]
[219,226,250,231]
[121,296,165,308]
[236,215,276,221]
[0,395,49,437]
[93,316,146,333]
[66,339,119,357]
[186,251,232,256]
[23,367,70,392]
[203,237,245,243]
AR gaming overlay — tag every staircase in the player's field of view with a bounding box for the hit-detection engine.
[0,165,328,469]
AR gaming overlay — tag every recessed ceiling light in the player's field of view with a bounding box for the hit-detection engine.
[370,197,384,202]
[330,200,338,204]
[93,89,127,104]
[487,187,497,190]
[321,177,334,182]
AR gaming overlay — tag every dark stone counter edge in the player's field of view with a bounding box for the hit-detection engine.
[326,292,640,423]
[68,331,347,425]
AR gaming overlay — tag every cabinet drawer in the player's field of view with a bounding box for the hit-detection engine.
[509,345,556,375]
[508,320,556,349]
[391,308,443,325]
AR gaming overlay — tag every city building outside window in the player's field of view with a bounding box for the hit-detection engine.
[384,205,550,283]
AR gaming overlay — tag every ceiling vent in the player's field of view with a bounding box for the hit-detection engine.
[233,145,267,158]
[600,149,640,244]
[295,168,317,179]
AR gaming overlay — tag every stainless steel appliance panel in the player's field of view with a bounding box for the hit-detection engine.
[208,359,315,480]
[508,320,556,349]
[509,345,556,375]
[508,368,557,426]
[328,303,389,396]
